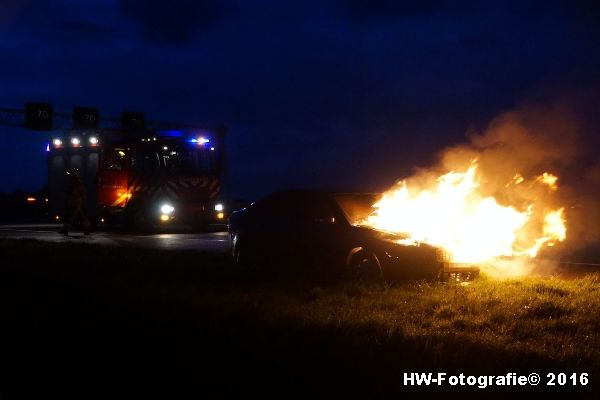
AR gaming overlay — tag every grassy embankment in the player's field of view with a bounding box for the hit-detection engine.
[0,239,598,397]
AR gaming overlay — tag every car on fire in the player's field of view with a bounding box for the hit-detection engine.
[228,190,479,281]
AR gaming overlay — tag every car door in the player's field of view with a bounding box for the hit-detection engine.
[240,193,293,265]
[288,195,347,270]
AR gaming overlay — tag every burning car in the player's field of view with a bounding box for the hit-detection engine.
[364,161,567,277]
[228,190,479,281]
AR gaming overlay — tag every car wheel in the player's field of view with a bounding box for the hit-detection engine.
[348,250,383,281]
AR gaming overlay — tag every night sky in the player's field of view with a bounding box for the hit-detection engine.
[1,0,599,199]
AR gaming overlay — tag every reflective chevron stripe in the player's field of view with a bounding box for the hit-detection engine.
[124,174,221,202]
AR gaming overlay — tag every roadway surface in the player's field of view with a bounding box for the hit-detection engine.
[1,224,598,279]
[0,224,231,253]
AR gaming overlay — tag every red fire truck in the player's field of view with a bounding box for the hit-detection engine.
[47,127,227,229]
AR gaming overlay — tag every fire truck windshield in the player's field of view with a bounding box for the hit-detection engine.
[104,148,128,171]
[162,146,218,174]
[128,143,218,174]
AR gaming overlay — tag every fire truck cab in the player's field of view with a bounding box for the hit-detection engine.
[48,128,226,229]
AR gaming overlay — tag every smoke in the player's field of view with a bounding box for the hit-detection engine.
[480,257,562,279]
[438,103,576,180]
[385,99,599,275]
[449,102,599,255]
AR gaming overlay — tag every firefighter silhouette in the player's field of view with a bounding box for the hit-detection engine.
[60,168,92,235]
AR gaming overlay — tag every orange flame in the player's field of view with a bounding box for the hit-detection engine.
[366,161,566,264]
[536,172,558,191]
[505,173,524,187]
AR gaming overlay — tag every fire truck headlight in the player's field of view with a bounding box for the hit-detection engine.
[52,138,62,147]
[71,137,80,146]
[160,204,175,214]
[214,203,224,212]
[89,136,99,145]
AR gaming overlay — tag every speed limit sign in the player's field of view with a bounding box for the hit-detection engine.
[24,102,53,130]
[73,107,99,129]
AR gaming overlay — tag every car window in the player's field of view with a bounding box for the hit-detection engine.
[252,192,340,224]
[250,193,292,223]
[294,198,338,223]
[273,193,341,224]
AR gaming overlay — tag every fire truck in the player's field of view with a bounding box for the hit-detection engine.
[47,127,227,229]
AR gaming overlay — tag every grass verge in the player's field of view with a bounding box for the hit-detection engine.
[0,239,599,397]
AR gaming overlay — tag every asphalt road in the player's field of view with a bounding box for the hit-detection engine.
[0,224,231,252]
[1,224,598,279]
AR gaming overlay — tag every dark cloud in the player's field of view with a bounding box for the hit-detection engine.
[0,0,29,26]
[119,0,226,45]
[0,0,125,47]
[505,0,600,20]
[1,0,600,199]
[342,0,476,25]
[42,20,112,43]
